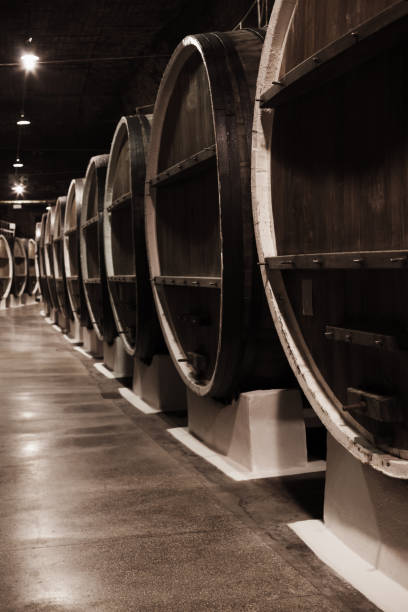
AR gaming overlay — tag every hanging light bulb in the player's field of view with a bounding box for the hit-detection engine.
[17,113,30,126]
[21,52,39,71]
[13,157,24,168]
[12,183,25,196]
[20,37,39,71]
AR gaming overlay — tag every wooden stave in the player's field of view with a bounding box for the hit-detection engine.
[0,234,13,300]
[11,237,28,297]
[26,237,39,296]
[252,0,408,477]
[44,206,60,311]
[104,115,164,360]
[80,154,116,344]
[38,213,52,312]
[145,29,292,400]
[64,178,92,327]
[52,197,74,321]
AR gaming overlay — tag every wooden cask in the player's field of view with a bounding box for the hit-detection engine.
[145,29,292,399]
[52,197,73,320]
[38,213,52,311]
[104,115,163,359]
[80,154,116,343]
[44,206,59,311]
[0,234,13,300]
[64,179,91,327]
[26,237,39,296]
[252,0,408,476]
[11,237,28,297]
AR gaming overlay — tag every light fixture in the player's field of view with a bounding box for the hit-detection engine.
[13,157,24,168]
[17,113,30,126]
[21,52,39,72]
[12,183,25,196]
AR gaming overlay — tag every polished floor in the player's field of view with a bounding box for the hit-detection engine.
[0,304,378,611]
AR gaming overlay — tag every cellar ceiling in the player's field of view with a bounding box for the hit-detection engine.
[0,0,254,204]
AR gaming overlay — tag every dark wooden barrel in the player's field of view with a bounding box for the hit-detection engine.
[64,178,91,327]
[0,234,13,300]
[26,237,39,296]
[11,237,28,297]
[145,28,292,399]
[52,197,73,321]
[104,115,163,359]
[44,207,59,311]
[38,213,52,311]
[252,0,408,477]
[80,154,116,344]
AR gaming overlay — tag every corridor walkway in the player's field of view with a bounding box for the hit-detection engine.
[0,305,376,611]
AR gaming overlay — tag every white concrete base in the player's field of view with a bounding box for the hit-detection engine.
[122,354,186,413]
[64,316,82,344]
[82,326,103,358]
[324,434,408,593]
[168,426,325,481]
[21,294,37,306]
[118,387,162,414]
[8,295,23,308]
[103,337,133,378]
[48,308,59,325]
[74,345,94,359]
[94,362,115,379]
[290,519,408,612]
[0,298,9,310]
[187,388,325,475]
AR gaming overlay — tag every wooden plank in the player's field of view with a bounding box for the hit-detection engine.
[153,275,221,289]
[81,215,99,230]
[108,274,137,284]
[346,387,404,423]
[266,250,408,269]
[149,145,216,188]
[260,1,408,108]
[324,325,400,352]
[84,277,101,284]
[107,192,131,213]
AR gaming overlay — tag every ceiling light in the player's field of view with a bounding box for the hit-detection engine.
[12,183,25,196]
[21,52,39,71]
[13,157,24,168]
[17,113,30,126]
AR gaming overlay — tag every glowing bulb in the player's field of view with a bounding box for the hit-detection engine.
[21,52,39,71]
[17,113,30,126]
[12,183,25,196]
[13,157,23,168]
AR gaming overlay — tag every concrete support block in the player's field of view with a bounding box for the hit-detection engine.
[188,388,317,474]
[324,434,408,592]
[103,337,133,378]
[122,354,186,413]
[65,316,82,344]
[82,327,103,357]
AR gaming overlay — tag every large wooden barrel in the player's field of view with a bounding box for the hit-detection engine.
[104,115,163,359]
[26,237,39,296]
[80,154,116,344]
[11,237,28,297]
[64,178,91,327]
[0,234,13,300]
[44,207,59,311]
[145,29,292,399]
[252,0,408,477]
[52,197,73,321]
[38,213,52,311]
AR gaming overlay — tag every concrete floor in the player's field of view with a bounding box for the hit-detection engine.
[0,304,379,611]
